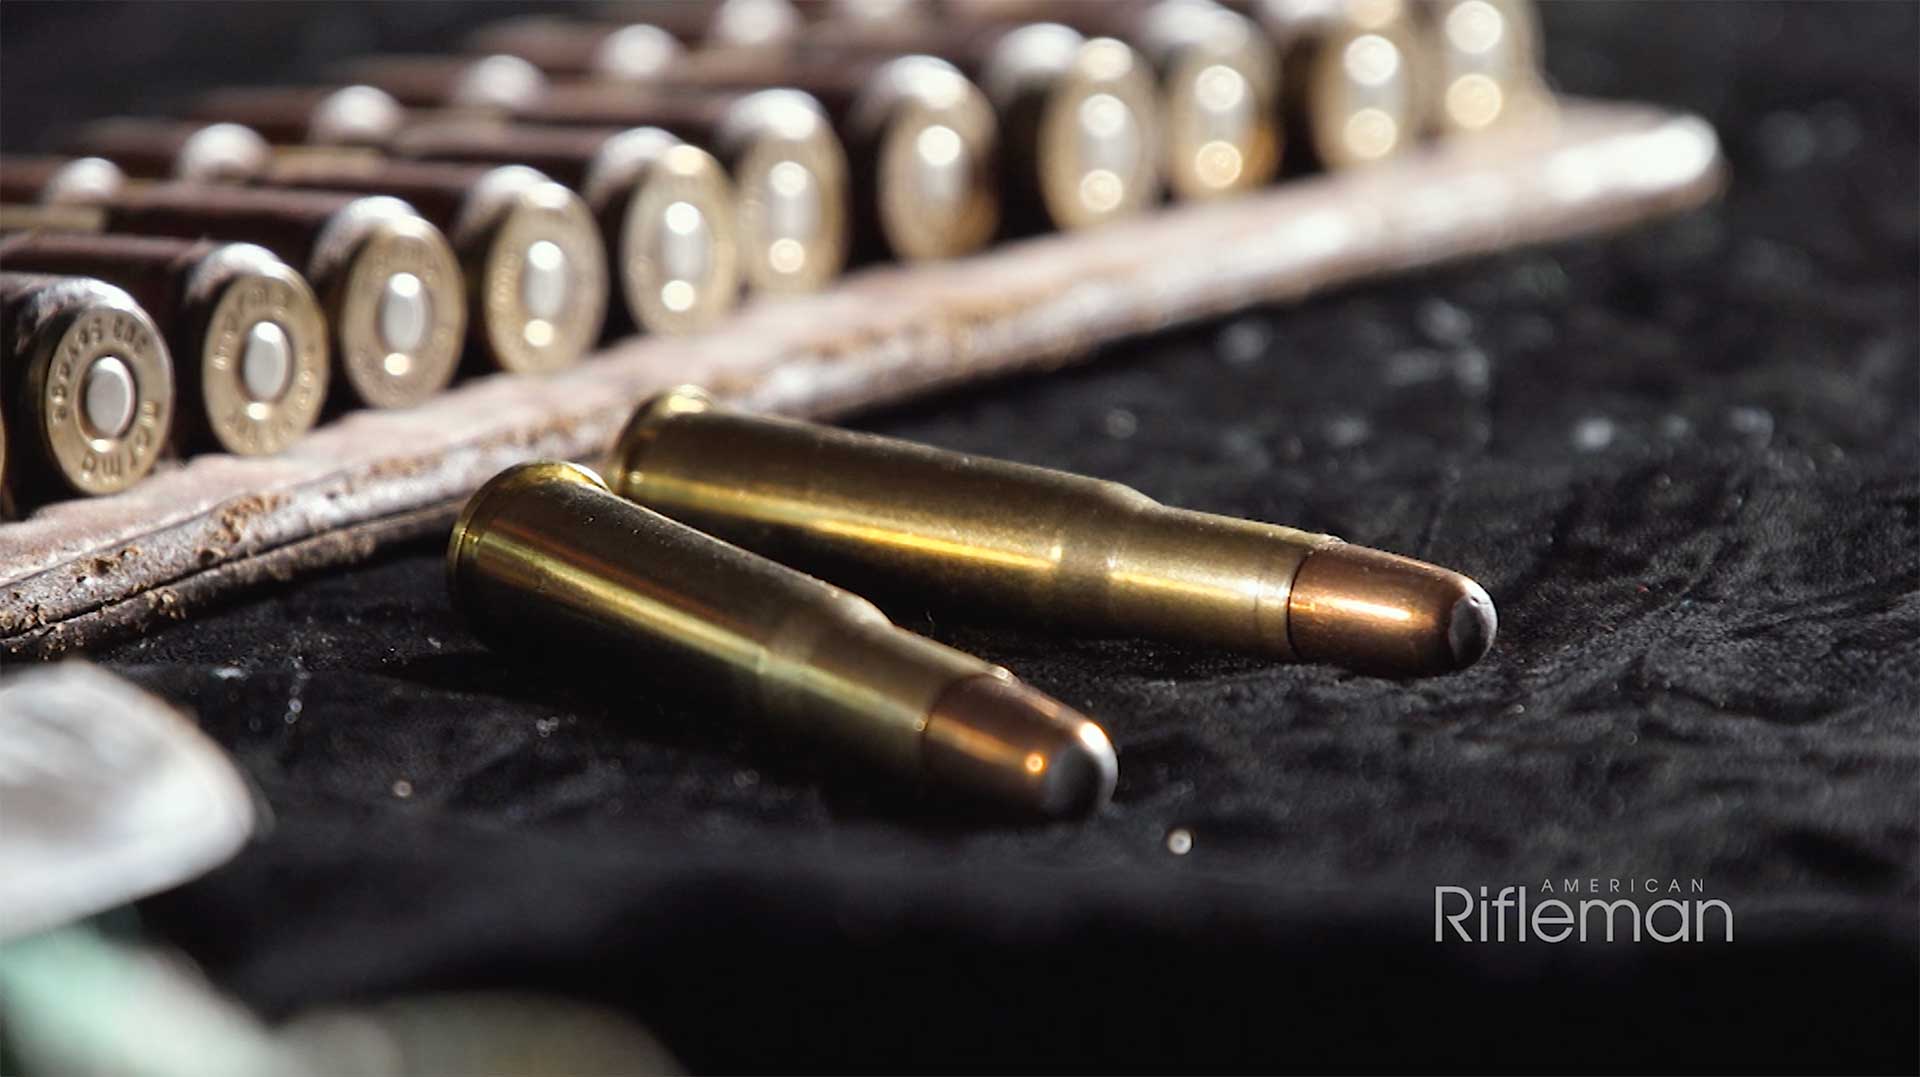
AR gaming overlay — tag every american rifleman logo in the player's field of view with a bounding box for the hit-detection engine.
[1435,878,1734,942]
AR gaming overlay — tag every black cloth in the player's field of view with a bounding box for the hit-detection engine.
[11,1,1917,1072]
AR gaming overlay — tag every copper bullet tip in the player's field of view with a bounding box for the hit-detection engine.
[922,675,1118,819]
[1287,545,1498,677]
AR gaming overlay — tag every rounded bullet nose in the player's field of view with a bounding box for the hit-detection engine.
[1288,544,1498,677]
[922,675,1118,820]
[1447,579,1499,670]
[1047,720,1120,818]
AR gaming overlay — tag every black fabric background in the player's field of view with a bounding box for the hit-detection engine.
[3,2,1917,1072]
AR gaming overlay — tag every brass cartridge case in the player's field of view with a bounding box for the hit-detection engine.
[22,184,465,410]
[955,0,1280,200]
[516,85,849,294]
[1417,0,1550,136]
[392,122,740,334]
[62,119,271,183]
[0,156,127,206]
[191,85,409,148]
[804,20,1162,232]
[0,233,328,456]
[609,387,1498,677]
[448,461,1117,818]
[647,51,1000,261]
[254,155,607,375]
[1108,0,1283,199]
[471,17,996,259]
[1256,0,1431,169]
[0,272,174,500]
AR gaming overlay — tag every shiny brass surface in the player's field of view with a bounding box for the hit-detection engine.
[609,387,1497,677]
[0,233,330,456]
[1312,21,1423,167]
[858,55,1002,259]
[1421,0,1550,135]
[717,89,851,294]
[448,461,1116,817]
[8,185,466,411]
[181,243,331,455]
[1140,1,1283,199]
[517,85,849,295]
[304,196,466,409]
[256,156,607,375]
[1259,0,1430,169]
[0,273,174,498]
[583,129,742,334]
[985,25,1165,229]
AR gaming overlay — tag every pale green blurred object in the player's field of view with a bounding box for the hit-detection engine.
[0,925,682,1076]
[0,925,292,1077]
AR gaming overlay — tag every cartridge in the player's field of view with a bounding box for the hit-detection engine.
[449,461,1118,818]
[609,387,1499,677]
[0,272,174,500]
[0,233,327,455]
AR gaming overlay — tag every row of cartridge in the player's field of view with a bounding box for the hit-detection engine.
[0,0,1547,511]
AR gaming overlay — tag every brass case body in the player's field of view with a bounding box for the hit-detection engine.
[1419,0,1550,136]
[450,462,995,772]
[1274,0,1432,170]
[611,388,1341,659]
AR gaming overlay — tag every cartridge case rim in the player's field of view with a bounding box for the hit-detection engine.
[863,58,1003,260]
[1426,0,1551,136]
[184,245,331,456]
[446,459,610,627]
[1304,16,1429,168]
[310,198,466,409]
[606,383,714,490]
[1160,19,1284,199]
[722,90,851,294]
[619,144,742,334]
[458,168,609,375]
[14,277,174,497]
[1035,36,1166,229]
